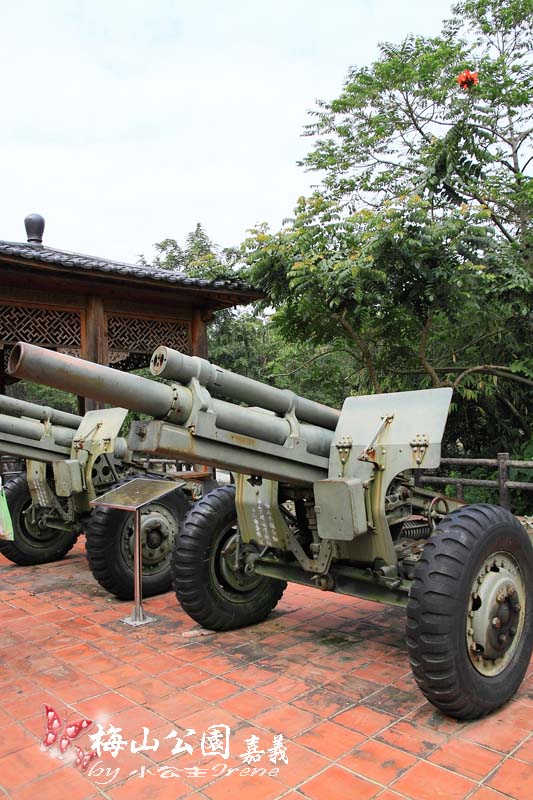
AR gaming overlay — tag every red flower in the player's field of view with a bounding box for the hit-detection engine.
[457,69,479,90]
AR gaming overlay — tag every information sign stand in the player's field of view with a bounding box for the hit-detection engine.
[90,478,180,626]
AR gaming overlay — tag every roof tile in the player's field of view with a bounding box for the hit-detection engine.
[0,241,258,296]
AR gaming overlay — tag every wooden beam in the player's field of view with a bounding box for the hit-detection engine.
[0,256,262,308]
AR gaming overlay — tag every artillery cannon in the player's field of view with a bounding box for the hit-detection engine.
[8,341,533,720]
[0,393,189,598]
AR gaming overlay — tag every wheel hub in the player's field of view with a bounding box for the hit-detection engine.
[467,552,525,676]
[124,506,177,570]
[215,530,262,594]
[21,507,57,543]
[140,513,172,565]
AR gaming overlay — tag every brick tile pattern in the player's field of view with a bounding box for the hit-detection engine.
[1,538,532,799]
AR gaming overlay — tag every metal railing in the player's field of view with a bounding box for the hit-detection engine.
[416,452,533,510]
[3,452,531,510]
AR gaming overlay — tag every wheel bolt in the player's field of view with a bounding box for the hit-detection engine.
[492,617,501,629]
[498,634,507,644]
[514,603,521,613]
[510,627,516,637]
[467,628,473,636]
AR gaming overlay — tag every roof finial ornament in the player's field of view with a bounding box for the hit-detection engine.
[24,213,45,244]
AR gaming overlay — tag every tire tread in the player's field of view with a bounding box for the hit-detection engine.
[406,503,533,720]
[171,485,286,631]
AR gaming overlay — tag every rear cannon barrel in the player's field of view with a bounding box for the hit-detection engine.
[0,413,75,449]
[0,394,82,429]
[0,379,190,589]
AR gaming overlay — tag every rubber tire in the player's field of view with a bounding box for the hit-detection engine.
[406,503,533,720]
[171,484,287,631]
[85,481,190,600]
[0,473,78,566]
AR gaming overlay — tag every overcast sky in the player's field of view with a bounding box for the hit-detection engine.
[1,0,455,264]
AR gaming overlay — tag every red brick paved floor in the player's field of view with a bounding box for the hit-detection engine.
[1,538,533,800]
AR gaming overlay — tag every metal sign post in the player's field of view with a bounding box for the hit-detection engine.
[90,478,181,627]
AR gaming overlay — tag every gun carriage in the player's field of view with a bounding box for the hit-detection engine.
[8,341,533,719]
[0,393,189,598]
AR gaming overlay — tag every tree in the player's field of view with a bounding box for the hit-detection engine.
[302,0,532,264]
[242,0,532,455]
[243,196,513,388]
[152,238,187,271]
[140,224,357,409]
[207,309,355,409]
[185,223,215,262]
[140,223,238,282]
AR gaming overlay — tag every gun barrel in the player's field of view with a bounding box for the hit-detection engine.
[0,413,75,448]
[8,342,334,462]
[214,399,333,457]
[0,394,82,429]
[151,347,340,431]
[8,342,193,423]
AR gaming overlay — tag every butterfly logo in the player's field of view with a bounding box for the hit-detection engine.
[42,704,96,769]
[74,745,98,771]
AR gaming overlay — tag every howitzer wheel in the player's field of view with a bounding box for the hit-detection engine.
[171,485,286,631]
[406,503,533,720]
[84,479,190,600]
[0,473,78,566]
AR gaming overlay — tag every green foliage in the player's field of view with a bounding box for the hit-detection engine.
[8,381,77,413]
[152,238,187,270]
[241,0,532,461]
[302,0,532,258]
[140,222,239,282]
[508,437,533,515]
[207,309,355,409]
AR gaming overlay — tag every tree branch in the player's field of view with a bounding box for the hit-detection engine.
[332,310,382,392]
[451,328,506,358]
[458,186,516,243]
[500,395,529,431]
[267,347,355,379]
[401,91,433,145]
[453,365,533,389]
[418,315,442,387]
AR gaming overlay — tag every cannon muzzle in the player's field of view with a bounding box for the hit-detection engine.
[8,342,193,423]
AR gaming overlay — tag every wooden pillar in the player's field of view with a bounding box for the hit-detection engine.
[191,309,209,358]
[80,297,108,412]
[0,349,5,396]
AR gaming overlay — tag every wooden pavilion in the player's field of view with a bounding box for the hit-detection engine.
[0,214,260,412]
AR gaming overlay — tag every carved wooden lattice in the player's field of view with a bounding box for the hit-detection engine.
[108,316,190,354]
[0,305,81,347]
